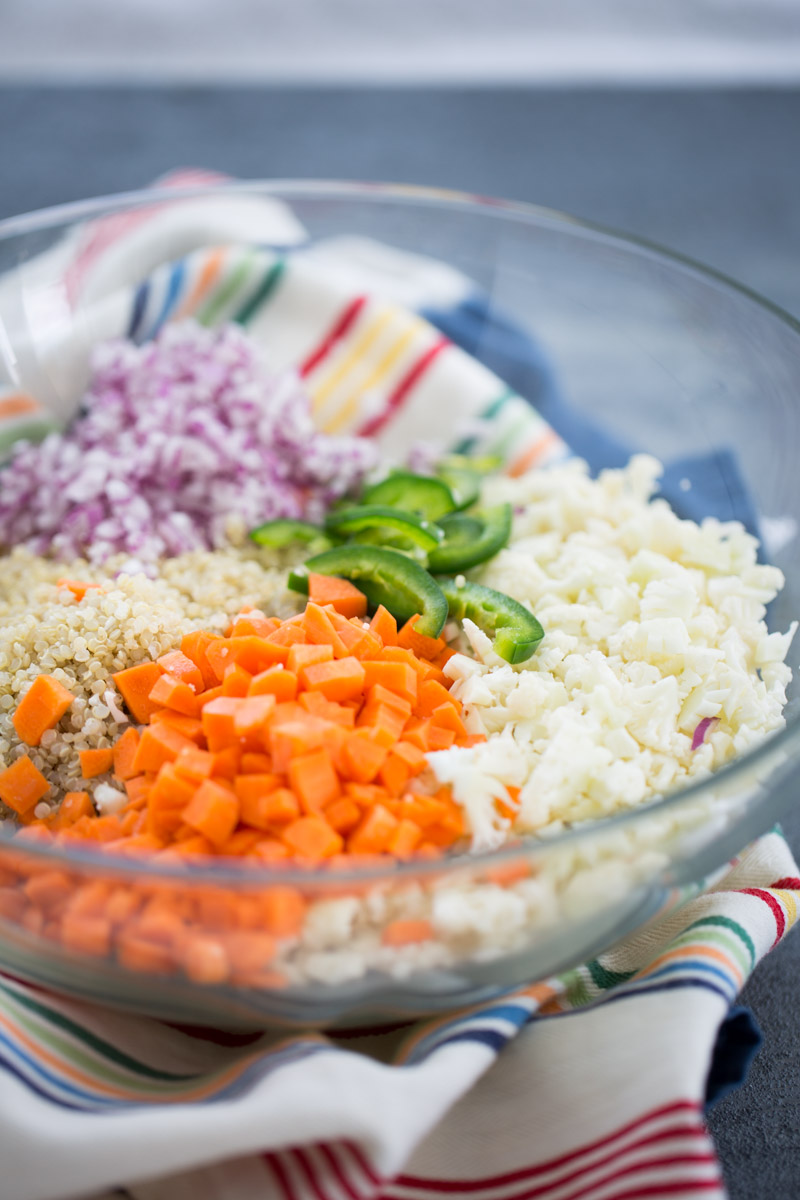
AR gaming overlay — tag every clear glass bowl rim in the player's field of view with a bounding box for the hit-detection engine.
[1,176,799,887]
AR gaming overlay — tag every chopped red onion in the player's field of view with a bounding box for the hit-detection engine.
[691,717,718,751]
[0,321,377,564]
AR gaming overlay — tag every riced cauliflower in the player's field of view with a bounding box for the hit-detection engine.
[428,455,796,850]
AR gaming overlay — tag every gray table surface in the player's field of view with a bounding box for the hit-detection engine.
[1,85,799,1199]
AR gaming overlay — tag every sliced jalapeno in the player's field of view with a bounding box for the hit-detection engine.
[289,545,449,638]
[325,505,444,553]
[436,464,481,511]
[250,518,332,552]
[427,503,512,574]
[361,471,456,521]
[439,577,543,664]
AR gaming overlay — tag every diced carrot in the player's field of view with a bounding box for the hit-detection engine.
[173,835,214,857]
[397,792,448,828]
[432,646,456,669]
[427,725,456,750]
[220,828,263,857]
[180,631,221,690]
[24,870,74,913]
[388,818,423,858]
[436,795,466,837]
[61,913,112,957]
[298,691,356,727]
[156,650,204,693]
[149,710,205,743]
[104,830,167,859]
[148,673,200,717]
[230,610,279,638]
[253,839,290,863]
[416,678,457,717]
[124,776,150,806]
[111,727,140,781]
[378,753,412,797]
[132,724,197,775]
[344,783,386,808]
[269,702,307,726]
[287,642,334,674]
[182,935,230,984]
[336,622,367,651]
[484,860,532,887]
[117,932,175,975]
[262,788,300,826]
[182,779,240,848]
[289,748,340,813]
[382,918,433,946]
[222,662,253,698]
[369,605,397,646]
[397,615,447,661]
[365,684,412,718]
[268,717,330,774]
[281,815,343,860]
[302,603,348,658]
[56,579,104,602]
[52,790,95,829]
[392,740,427,773]
[203,638,236,682]
[361,660,417,703]
[83,814,123,843]
[211,745,241,781]
[79,748,114,779]
[201,696,245,753]
[239,635,298,674]
[104,888,142,926]
[380,645,431,682]
[341,730,389,784]
[325,796,361,833]
[260,886,306,937]
[233,694,276,745]
[174,745,215,781]
[234,775,280,826]
[248,667,298,703]
[21,908,44,936]
[224,929,278,980]
[301,657,366,702]
[347,803,399,855]
[430,702,468,738]
[149,763,197,812]
[240,751,273,774]
[357,702,407,749]
[341,626,383,661]
[419,822,460,849]
[12,674,75,746]
[0,889,26,921]
[120,809,140,836]
[307,573,368,619]
[0,755,50,816]
[65,881,113,918]
[401,718,431,752]
[266,622,307,649]
[112,662,164,724]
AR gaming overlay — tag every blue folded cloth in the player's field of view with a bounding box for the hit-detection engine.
[424,292,762,539]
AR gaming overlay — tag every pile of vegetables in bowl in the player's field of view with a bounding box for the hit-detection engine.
[0,315,793,998]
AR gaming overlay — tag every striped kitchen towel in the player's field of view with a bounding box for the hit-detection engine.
[0,178,796,1200]
[0,834,793,1200]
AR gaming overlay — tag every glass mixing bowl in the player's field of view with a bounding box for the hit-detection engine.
[0,181,798,1030]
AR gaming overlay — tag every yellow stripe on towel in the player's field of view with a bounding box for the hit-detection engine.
[322,319,426,434]
[310,306,397,414]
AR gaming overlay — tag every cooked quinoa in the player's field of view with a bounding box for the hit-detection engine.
[0,546,300,808]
